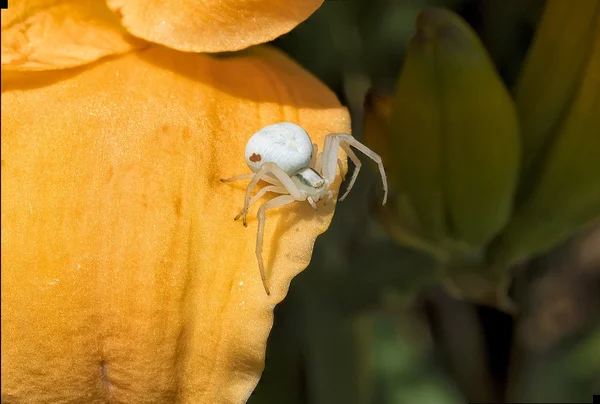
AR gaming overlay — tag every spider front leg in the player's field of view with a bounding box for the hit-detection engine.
[314,134,332,173]
[338,145,361,201]
[240,162,306,226]
[221,171,285,221]
[315,151,345,181]
[255,194,297,295]
[221,173,280,185]
[310,143,319,167]
[234,185,287,221]
[312,142,346,182]
[321,133,388,205]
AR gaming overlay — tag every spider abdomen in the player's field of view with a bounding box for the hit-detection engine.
[245,122,313,175]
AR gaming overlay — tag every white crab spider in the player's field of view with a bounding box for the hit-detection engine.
[221,122,388,295]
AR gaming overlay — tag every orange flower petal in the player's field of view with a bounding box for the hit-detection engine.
[1,45,349,403]
[1,0,145,71]
[106,0,324,52]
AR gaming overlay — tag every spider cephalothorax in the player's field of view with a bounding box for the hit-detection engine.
[221,122,388,295]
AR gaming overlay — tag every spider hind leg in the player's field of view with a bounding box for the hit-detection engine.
[255,195,296,295]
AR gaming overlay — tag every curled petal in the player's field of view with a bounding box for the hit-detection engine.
[106,0,324,52]
[1,45,349,403]
[1,0,145,71]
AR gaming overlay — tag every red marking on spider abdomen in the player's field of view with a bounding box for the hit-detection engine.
[249,153,262,162]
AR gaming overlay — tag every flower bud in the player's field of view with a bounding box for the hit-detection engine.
[365,8,520,261]
[492,2,600,266]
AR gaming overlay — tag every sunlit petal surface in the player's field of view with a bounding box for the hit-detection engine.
[106,0,324,52]
[1,0,145,71]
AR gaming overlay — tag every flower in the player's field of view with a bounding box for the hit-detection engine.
[1,1,349,403]
[1,0,325,70]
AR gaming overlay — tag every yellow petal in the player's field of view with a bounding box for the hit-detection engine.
[1,45,349,403]
[106,0,324,52]
[1,0,145,71]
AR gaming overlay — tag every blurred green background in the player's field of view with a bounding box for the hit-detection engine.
[248,0,600,403]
